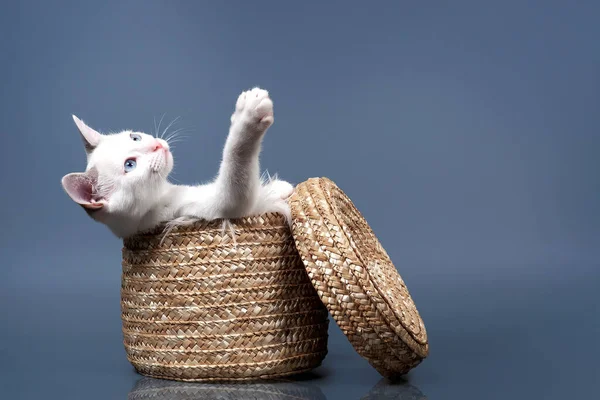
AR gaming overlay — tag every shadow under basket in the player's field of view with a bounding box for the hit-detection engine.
[121,213,329,382]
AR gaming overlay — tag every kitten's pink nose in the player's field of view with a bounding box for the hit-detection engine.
[152,139,169,152]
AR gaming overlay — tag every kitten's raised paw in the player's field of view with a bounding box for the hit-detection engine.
[266,179,294,200]
[231,87,274,132]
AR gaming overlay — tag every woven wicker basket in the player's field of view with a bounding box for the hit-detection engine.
[121,213,329,382]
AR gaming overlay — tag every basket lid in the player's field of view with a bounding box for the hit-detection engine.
[289,177,429,378]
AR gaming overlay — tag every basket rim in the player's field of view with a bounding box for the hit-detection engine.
[126,212,290,239]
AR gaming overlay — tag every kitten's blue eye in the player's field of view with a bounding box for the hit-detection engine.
[124,158,137,172]
[130,133,142,142]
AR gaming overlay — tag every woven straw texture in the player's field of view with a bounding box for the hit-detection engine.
[121,213,329,382]
[128,377,327,400]
[289,177,429,378]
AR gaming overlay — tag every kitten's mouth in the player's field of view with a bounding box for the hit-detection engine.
[149,139,172,173]
[149,150,172,174]
[150,152,164,172]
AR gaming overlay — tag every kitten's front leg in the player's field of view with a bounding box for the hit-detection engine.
[214,87,274,217]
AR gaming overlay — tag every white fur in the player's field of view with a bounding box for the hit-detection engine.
[62,88,294,238]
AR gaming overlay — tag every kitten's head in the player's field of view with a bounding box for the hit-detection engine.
[61,115,173,228]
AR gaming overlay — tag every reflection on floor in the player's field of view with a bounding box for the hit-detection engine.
[128,376,427,400]
[360,378,427,400]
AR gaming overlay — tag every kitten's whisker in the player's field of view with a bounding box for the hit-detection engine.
[168,175,184,184]
[165,128,191,143]
[166,125,194,136]
[166,137,190,146]
[166,128,189,137]
[161,116,181,139]
[167,136,189,143]
[156,113,167,139]
[168,129,191,135]
[166,137,188,146]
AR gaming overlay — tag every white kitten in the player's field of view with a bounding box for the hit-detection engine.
[61,88,294,238]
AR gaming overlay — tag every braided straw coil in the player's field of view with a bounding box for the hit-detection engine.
[121,213,329,382]
[289,178,429,378]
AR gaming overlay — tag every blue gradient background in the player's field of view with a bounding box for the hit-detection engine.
[1,1,598,399]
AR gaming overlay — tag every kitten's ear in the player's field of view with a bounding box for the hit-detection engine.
[61,170,104,210]
[72,115,103,154]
